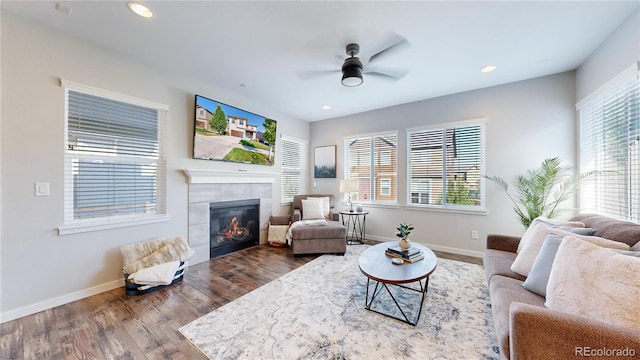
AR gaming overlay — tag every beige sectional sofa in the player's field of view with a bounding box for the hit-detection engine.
[484,214,640,359]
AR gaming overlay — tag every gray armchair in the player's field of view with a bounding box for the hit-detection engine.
[289,194,347,256]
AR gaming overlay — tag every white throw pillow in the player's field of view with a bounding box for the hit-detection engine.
[301,198,324,220]
[511,223,630,277]
[546,236,640,331]
[317,196,331,218]
[517,217,585,253]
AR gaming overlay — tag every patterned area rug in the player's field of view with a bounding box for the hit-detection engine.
[179,245,500,359]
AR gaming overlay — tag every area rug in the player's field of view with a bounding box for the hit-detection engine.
[179,245,500,359]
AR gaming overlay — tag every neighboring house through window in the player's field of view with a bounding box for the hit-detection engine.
[344,132,398,204]
[407,120,485,210]
[578,63,639,222]
[59,80,169,235]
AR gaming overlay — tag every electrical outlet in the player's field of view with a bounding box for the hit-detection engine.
[471,230,479,240]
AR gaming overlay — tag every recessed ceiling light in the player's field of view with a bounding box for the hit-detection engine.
[322,105,331,110]
[481,65,497,73]
[127,2,153,18]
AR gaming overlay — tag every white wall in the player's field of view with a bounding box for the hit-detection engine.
[0,12,309,321]
[310,72,577,256]
[576,7,640,101]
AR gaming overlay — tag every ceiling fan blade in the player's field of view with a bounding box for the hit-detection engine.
[368,39,410,64]
[365,68,409,81]
[296,69,340,80]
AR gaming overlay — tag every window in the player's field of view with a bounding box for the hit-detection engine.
[578,64,639,222]
[407,120,484,209]
[281,136,306,203]
[380,179,391,196]
[345,132,397,204]
[59,80,168,234]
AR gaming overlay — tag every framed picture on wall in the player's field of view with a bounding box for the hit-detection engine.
[314,145,336,178]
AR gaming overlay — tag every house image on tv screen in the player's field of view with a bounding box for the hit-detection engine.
[193,95,276,166]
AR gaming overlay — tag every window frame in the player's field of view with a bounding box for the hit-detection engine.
[344,131,398,205]
[57,79,169,235]
[406,118,486,213]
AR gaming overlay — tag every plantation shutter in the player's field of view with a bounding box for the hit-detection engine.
[447,125,483,205]
[64,87,167,222]
[281,137,303,203]
[345,132,397,203]
[346,136,372,202]
[409,129,444,205]
[373,134,398,202]
[408,122,484,208]
[578,64,640,222]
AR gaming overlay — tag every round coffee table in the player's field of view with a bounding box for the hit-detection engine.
[358,241,438,325]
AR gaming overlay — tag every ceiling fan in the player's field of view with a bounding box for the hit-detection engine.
[297,39,410,87]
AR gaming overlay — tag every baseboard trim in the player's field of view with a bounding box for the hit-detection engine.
[365,235,484,259]
[0,278,125,324]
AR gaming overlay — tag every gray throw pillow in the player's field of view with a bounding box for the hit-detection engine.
[522,234,563,297]
[558,226,597,236]
[523,234,639,298]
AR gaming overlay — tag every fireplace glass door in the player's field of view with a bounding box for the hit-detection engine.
[209,199,259,258]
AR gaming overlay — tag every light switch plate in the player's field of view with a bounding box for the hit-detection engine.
[35,183,50,196]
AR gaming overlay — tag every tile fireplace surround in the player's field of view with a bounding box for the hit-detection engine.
[183,169,275,265]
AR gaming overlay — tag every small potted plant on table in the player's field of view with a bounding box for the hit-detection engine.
[396,223,414,250]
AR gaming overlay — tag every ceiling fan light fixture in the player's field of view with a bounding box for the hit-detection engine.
[342,71,363,87]
[341,56,363,87]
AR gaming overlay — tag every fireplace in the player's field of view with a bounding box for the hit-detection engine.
[210,199,260,258]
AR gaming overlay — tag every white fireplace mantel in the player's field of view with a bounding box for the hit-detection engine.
[182,169,276,184]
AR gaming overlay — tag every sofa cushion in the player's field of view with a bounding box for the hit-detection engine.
[546,236,640,331]
[522,234,563,297]
[489,275,546,358]
[571,213,640,247]
[483,249,526,285]
[289,220,346,240]
[517,217,585,253]
[511,223,630,277]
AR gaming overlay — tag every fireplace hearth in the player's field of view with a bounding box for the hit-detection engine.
[210,199,260,258]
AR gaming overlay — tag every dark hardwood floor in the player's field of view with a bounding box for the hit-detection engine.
[0,242,481,360]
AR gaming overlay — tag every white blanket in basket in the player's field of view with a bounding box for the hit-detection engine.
[128,260,180,286]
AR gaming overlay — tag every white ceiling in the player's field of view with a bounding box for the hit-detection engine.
[2,1,638,122]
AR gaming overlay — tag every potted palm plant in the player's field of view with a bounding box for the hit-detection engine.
[485,157,589,229]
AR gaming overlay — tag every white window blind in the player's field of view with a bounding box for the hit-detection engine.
[63,84,167,228]
[578,64,640,222]
[407,122,484,208]
[345,132,397,204]
[281,137,304,203]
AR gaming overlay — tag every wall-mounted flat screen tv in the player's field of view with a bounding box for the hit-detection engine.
[193,94,277,166]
